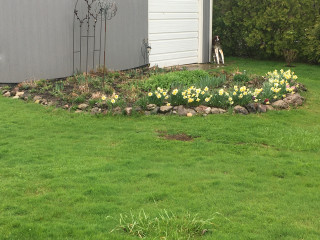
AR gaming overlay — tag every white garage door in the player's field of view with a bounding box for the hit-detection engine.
[149,0,202,68]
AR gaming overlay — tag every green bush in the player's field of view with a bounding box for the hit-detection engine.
[212,0,320,63]
[142,70,210,91]
[233,74,249,83]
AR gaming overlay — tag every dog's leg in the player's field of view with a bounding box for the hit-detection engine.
[219,49,224,65]
[215,48,220,64]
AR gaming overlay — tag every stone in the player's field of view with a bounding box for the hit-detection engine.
[91,107,101,115]
[124,107,133,116]
[63,104,69,109]
[146,104,157,111]
[177,105,188,116]
[34,100,41,104]
[187,112,193,117]
[257,104,267,113]
[75,110,82,113]
[47,101,55,107]
[185,108,197,115]
[211,108,227,114]
[172,110,177,115]
[113,106,122,115]
[266,105,274,111]
[246,103,258,113]
[234,105,249,115]
[272,100,289,109]
[3,91,11,97]
[195,105,211,114]
[144,111,151,116]
[151,107,159,114]
[12,96,20,99]
[42,100,48,105]
[78,103,89,110]
[159,105,173,113]
[91,92,101,99]
[135,106,143,112]
[33,96,42,101]
[283,93,304,107]
[16,91,25,98]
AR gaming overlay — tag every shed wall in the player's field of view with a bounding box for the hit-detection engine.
[0,0,148,83]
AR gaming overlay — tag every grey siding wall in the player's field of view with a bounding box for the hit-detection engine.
[0,0,148,83]
[202,0,211,63]
[0,0,75,83]
[106,0,148,70]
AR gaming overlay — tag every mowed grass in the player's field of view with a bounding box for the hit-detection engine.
[0,58,319,239]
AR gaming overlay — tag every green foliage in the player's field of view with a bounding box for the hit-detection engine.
[73,95,86,104]
[111,210,215,239]
[213,0,320,63]
[195,75,227,89]
[142,70,210,91]
[233,73,250,83]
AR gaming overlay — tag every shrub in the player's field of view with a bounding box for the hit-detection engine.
[233,73,249,83]
[142,70,209,91]
[111,210,215,239]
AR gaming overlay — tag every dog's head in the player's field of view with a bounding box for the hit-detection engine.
[213,36,220,44]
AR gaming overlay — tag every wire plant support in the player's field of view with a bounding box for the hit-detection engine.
[73,0,117,75]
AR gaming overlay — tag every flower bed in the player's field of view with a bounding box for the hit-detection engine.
[0,68,306,116]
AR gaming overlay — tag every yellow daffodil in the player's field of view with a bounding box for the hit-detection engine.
[111,99,116,104]
[204,86,209,92]
[219,89,224,96]
[148,92,153,97]
[101,95,107,101]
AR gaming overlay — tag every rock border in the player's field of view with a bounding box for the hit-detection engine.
[1,88,305,117]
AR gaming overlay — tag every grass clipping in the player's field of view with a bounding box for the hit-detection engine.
[111,209,215,239]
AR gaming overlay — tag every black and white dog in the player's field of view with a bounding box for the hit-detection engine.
[212,36,224,65]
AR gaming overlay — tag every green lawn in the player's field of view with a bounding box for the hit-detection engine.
[0,58,319,239]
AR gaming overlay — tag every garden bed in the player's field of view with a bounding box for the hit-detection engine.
[0,66,306,116]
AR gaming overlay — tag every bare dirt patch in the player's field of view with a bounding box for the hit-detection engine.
[157,131,194,142]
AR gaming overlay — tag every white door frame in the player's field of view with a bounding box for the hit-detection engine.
[198,0,204,63]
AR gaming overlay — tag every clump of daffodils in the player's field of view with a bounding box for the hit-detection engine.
[145,70,300,108]
[101,93,120,105]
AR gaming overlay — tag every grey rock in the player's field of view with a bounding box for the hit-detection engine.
[151,107,160,114]
[63,104,69,109]
[78,103,89,110]
[283,93,304,106]
[234,105,249,115]
[113,106,122,115]
[246,103,258,113]
[211,108,227,114]
[146,104,157,111]
[266,105,274,111]
[134,106,143,112]
[159,105,173,113]
[177,105,188,116]
[33,96,42,101]
[124,107,133,116]
[144,111,151,116]
[185,108,197,115]
[272,100,289,109]
[91,107,101,115]
[195,105,210,114]
[257,104,267,113]
[75,110,83,114]
[16,91,25,98]
[12,96,20,99]
[3,91,11,97]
